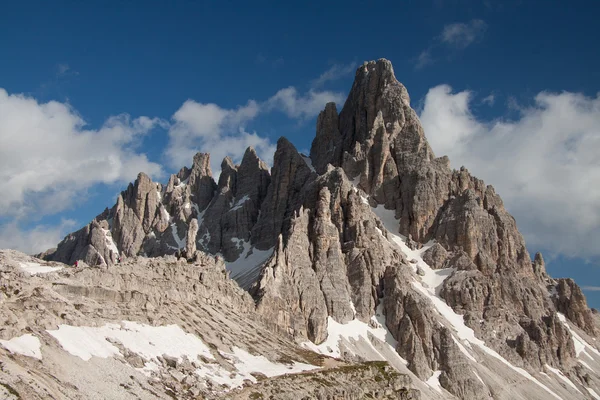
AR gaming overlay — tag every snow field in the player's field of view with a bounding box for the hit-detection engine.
[0,334,42,359]
[47,321,317,389]
[18,261,63,275]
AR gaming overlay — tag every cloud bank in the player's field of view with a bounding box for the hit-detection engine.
[420,85,600,259]
[0,89,165,218]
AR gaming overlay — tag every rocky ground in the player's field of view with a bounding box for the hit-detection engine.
[0,250,425,399]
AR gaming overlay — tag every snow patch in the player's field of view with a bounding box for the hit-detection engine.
[0,334,42,359]
[349,301,357,318]
[225,346,317,380]
[225,240,273,281]
[426,370,443,393]
[579,359,594,371]
[18,261,62,275]
[301,154,316,173]
[557,313,600,358]
[545,364,581,394]
[371,204,454,294]
[161,205,171,222]
[588,387,600,400]
[230,195,250,212]
[47,322,214,363]
[194,346,317,389]
[170,223,186,249]
[101,228,119,255]
[302,302,406,367]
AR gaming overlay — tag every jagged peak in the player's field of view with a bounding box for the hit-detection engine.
[242,146,259,162]
[276,136,295,151]
[220,156,236,171]
[348,59,410,108]
[322,101,338,113]
[240,146,269,172]
[191,152,212,173]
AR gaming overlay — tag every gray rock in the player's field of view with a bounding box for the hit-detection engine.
[421,243,448,270]
[251,137,315,250]
[553,278,596,335]
[186,218,199,257]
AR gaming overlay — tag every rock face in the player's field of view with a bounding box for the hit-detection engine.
[38,59,600,400]
[553,278,596,335]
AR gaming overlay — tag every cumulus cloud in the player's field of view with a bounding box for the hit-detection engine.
[0,219,77,254]
[0,88,165,217]
[441,19,488,48]
[166,99,275,174]
[420,85,600,259]
[311,62,358,88]
[266,87,345,119]
[166,83,345,172]
[482,94,495,106]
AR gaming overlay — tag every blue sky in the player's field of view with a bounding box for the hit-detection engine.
[1,1,600,306]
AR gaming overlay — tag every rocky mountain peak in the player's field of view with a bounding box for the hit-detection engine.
[31,59,600,400]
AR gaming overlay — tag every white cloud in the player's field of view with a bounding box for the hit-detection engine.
[266,87,345,119]
[0,89,165,217]
[166,99,275,174]
[415,49,434,69]
[420,85,600,259]
[582,286,600,292]
[311,62,357,88]
[441,19,488,48]
[166,83,345,172]
[0,219,77,254]
[415,19,487,69]
[482,94,495,106]
[57,63,70,75]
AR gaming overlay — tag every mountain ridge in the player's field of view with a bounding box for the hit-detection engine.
[6,58,598,399]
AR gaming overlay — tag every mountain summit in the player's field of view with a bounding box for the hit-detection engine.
[3,59,599,399]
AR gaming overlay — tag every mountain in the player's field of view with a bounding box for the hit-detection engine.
[2,59,600,399]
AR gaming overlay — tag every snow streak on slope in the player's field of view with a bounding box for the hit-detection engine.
[18,261,63,275]
[170,223,186,249]
[230,195,250,212]
[545,364,582,394]
[588,387,600,400]
[557,313,600,359]
[101,228,119,255]
[426,370,443,393]
[0,333,42,359]
[371,203,454,294]
[301,154,316,172]
[225,239,273,288]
